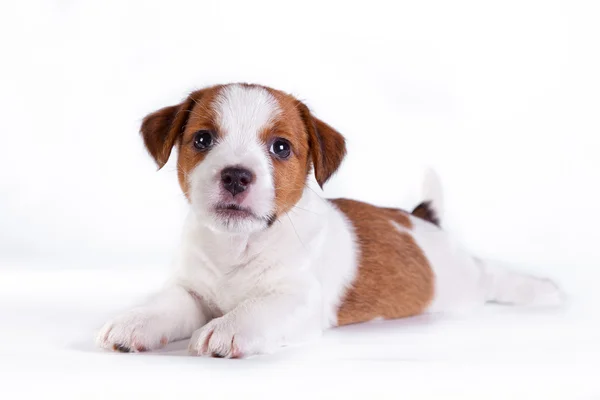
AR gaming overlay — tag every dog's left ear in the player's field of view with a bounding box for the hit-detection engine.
[140,93,200,169]
[297,102,347,188]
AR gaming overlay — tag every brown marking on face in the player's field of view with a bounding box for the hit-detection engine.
[175,86,224,197]
[260,88,311,215]
[260,87,347,216]
[331,198,435,326]
[140,85,224,199]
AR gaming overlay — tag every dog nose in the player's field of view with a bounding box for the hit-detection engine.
[221,167,254,197]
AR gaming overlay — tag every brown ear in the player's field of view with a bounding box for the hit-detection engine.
[140,94,197,169]
[297,102,347,188]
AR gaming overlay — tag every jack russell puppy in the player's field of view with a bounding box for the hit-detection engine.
[97,83,562,358]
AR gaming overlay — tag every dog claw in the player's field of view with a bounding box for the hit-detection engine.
[113,344,131,353]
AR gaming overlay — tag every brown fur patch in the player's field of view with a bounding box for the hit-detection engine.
[261,89,312,215]
[331,199,435,326]
[259,87,347,216]
[139,85,224,198]
[296,102,347,188]
[140,103,190,169]
[175,86,224,197]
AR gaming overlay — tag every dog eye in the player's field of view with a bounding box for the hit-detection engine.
[270,138,291,159]
[193,130,214,150]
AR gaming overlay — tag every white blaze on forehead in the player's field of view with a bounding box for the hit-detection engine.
[214,85,281,144]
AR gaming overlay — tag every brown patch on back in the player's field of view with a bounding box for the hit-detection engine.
[331,198,435,326]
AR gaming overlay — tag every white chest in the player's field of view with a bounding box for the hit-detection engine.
[176,229,311,316]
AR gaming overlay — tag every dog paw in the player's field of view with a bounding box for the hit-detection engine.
[96,310,170,353]
[188,315,267,358]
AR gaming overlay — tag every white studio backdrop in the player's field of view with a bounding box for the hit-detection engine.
[0,0,598,288]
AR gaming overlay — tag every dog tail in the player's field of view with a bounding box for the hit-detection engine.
[411,168,443,227]
[410,168,563,306]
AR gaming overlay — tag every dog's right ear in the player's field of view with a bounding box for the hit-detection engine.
[296,101,347,188]
[140,93,199,169]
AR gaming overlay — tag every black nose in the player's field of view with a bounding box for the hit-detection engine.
[221,167,254,197]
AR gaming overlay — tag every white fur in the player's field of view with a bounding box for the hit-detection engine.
[97,85,562,357]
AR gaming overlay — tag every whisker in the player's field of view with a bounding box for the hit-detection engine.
[304,183,329,205]
[188,94,202,106]
[273,183,304,192]
[180,109,208,120]
[286,212,306,250]
[290,205,320,215]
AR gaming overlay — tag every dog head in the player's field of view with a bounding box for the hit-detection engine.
[140,83,346,233]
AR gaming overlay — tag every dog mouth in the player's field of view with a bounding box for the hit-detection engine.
[215,203,256,218]
[214,204,276,226]
[215,203,270,223]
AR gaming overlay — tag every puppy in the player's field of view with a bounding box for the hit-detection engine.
[96,83,562,357]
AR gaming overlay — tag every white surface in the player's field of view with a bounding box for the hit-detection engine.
[0,263,598,398]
